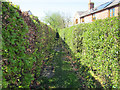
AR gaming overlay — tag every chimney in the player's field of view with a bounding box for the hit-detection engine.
[88,0,94,10]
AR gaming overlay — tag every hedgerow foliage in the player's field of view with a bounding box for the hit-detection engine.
[58,17,119,88]
[2,2,56,88]
[2,1,120,88]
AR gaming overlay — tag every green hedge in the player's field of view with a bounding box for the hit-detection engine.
[58,17,120,88]
[2,2,57,88]
[2,2,120,88]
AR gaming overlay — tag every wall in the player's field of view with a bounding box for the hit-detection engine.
[84,15,93,23]
[80,5,120,23]
[95,9,109,19]
[118,4,120,14]
[73,13,80,24]
[115,5,120,16]
[95,5,120,19]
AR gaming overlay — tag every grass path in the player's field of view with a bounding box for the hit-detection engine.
[36,39,103,88]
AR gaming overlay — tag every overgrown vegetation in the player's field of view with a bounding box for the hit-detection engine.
[58,17,120,88]
[0,1,2,89]
[2,2,57,88]
[2,2,103,89]
[2,1,119,89]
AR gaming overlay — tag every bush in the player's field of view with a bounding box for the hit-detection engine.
[58,17,119,88]
[2,2,57,88]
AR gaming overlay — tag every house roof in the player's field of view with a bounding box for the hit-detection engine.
[74,11,85,18]
[76,11,85,16]
[28,10,32,15]
[80,0,120,18]
[24,10,32,15]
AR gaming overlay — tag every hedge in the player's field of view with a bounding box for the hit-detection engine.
[2,2,57,88]
[58,16,120,88]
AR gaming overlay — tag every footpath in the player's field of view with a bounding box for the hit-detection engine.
[32,39,102,89]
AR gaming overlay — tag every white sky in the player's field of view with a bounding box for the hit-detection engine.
[8,0,110,21]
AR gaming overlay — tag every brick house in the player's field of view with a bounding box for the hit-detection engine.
[74,0,120,24]
[73,11,84,24]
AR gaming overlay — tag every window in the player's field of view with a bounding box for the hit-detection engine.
[92,14,96,21]
[109,8,115,17]
[110,9,112,17]
[81,18,84,23]
[76,19,78,24]
[113,8,115,16]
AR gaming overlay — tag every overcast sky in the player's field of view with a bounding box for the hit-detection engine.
[9,0,110,21]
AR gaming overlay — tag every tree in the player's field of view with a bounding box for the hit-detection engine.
[43,12,71,29]
[63,13,71,27]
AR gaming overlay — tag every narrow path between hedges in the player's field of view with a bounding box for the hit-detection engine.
[33,39,103,88]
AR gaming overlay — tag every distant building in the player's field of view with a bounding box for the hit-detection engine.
[23,10,32,16]
[74,0,120,24]
[73,11,84,24]
[28,10,32,15]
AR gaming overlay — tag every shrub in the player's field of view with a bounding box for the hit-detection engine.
[58,17,119,88]
[2,2,57,88]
